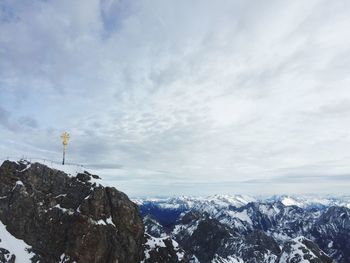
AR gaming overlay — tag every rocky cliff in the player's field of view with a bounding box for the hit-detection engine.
[0,160,144,263]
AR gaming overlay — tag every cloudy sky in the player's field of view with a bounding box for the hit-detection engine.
[1,0,350,197]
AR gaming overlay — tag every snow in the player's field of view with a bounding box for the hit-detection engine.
[176,251,185,260]
[191,255,200,263]
[53,204,74,215]
[96,219,107,225]
[271,231,290,243]
[12,180,25,190]
[145,236,167,248]
[0,158,84,177]
[54,194,67,198]
[19,163,31,172]
[171,239,185,261]
[89,217,117,227]
[281,197,302,207]
[43,161,84,177]
[173,220,199,236]
[268,195,350,209]
[106,216,116,227]
[280,236,319,263]
[137,193,350,211]
[227,210,253,225]
[35,160,104,187]
[15,180,24,186]
[142,234,186,262]
[0,221,34,263]
[259,203,280,218]
[141,235,168,262]
[212,255,244,263]
[134,194,256,216]
[0,159,106,189]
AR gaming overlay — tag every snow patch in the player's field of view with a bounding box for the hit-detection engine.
[106,217,116,227]
[281,197,302,207]
[0,221,35,263]
[53,204,74,215]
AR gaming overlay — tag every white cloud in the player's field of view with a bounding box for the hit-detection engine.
[1,0,350,196]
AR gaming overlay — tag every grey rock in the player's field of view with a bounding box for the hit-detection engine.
[0,160,144,263]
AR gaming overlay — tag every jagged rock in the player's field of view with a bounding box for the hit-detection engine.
[0,247,15,263]
[0,160,144,263]
[142,234,190,263]
[143,214,167,238]
[173,213,237,263]
[173,211,281,263]
[310,206,350,263]
[277,237,334,263]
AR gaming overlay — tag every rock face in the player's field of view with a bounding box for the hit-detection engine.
[0,160,144,263]
[311,206,350,262]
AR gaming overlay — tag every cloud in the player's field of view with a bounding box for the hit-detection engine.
[0,106,16,131]
[18,116,39,129]
[0,106,39,131]
[1,0,350,196]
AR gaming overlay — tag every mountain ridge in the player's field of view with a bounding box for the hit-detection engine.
[139,195,349,262]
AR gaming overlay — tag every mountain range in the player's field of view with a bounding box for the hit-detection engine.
[136,195,350,263]
[0,159,349,263]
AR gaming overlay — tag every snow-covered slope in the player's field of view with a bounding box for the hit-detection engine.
[0,221,34,262]
[136,195,255,214]
[266,195,350,209]
[0,158,85,176]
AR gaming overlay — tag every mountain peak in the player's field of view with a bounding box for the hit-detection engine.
[0,160,144,263]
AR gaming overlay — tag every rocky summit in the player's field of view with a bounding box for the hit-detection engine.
[0,160,144,263]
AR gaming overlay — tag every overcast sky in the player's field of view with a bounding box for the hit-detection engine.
[1,0,350,197]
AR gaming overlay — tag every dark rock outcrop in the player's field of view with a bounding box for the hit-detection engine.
[0,160,144,263]
[0,247,15,263]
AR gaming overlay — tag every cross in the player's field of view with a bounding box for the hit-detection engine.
[61,132,70,165]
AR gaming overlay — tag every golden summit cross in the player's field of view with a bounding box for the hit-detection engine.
[61,132,70,165]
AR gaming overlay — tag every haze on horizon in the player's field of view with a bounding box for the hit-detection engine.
[1,0,350,196]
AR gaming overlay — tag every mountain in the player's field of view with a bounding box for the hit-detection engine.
[277,236,333,263]
[1,159,348,263]
[0,160,144,263]
[138,195,350,263]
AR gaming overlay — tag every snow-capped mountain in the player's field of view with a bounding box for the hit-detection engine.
[1,159,348,263]
[138,195,350,263]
